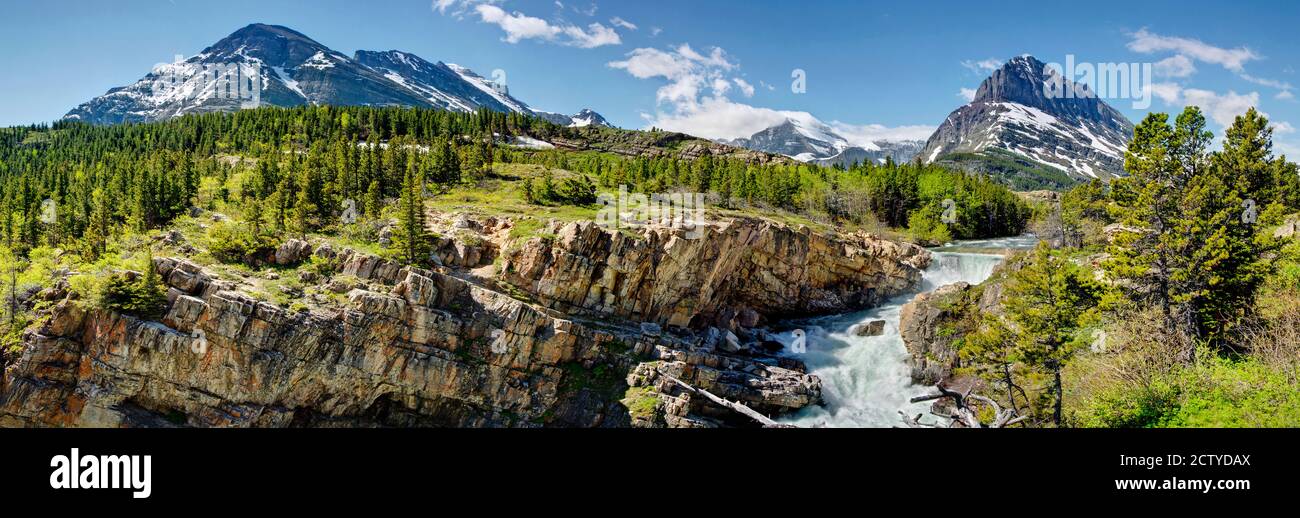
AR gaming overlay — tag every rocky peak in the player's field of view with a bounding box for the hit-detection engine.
[973,55,1126,128]
[917,54,1134,186]
[198,23,333,68]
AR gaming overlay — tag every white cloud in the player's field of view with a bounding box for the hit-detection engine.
[435,2,621,48]
[613,44,931,143]
[646,96,790,140]
[1278,90,1295,101]
[711,77,732,96]
[1153,55,1196,78]
[733,78,755,97]
[434,0,498,15]
[610,16,637,31]
[676,43,734,70]
[962,58,1002,74]
[1127,28,1257,72]
[958,88,976,102]
[1128,29,1294,100]
[607,44,734,108]
[562,22,622,48]
[1147,82,1184,104]
[650,27,663,37]
[829,121,937,146]
[1240,73,1292,90]
[1180,88,1261,127]
[475,5,561,43]
[608,47,694,80]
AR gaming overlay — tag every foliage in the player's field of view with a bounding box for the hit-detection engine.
[1106,107,1285,350]
[206,220,278,265]
[962,244,1102,425]
[1073,350,1300,428]
[95,251,167,319]
[390,167,432,266]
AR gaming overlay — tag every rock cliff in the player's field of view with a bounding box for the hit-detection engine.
[499,218,930,329]
[1,213,929,428]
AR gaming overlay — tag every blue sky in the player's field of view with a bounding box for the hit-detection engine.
[1,0,1297,153]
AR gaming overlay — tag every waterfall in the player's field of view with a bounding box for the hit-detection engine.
[774,236,1035,428]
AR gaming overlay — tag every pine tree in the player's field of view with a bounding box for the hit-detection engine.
[365,180,382,218]
[136,249,168,319]
[1107,106,1283,350]
[244,195,265,236]
[1001,243,1101,426]
[84,188,112,261]
[390,168,431,266]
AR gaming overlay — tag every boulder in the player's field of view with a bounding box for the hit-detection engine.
[850,319,887,336]
[274,239,313,266]
[1274,214,1300,240]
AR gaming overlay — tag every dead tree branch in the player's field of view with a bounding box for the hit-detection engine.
[663,374,792,428]
[904,384,1026,428]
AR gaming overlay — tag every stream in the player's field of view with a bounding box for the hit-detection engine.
[775,234,1040,427]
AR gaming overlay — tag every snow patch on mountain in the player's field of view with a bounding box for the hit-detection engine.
[63,23,611,129]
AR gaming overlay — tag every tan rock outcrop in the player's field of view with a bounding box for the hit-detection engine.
[499,218,930,329]
[1,245,822,428]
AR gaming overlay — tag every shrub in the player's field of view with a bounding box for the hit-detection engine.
[1072,350,1300,428]
[206,221,278,265]
[96,253,168,319]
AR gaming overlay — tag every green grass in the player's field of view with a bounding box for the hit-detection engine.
[1072,352,1300,428]
[620,386,661,421]
[428,163,598,223]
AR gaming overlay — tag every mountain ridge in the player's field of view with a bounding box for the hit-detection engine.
[64,23,608,129]
[918,55,1134,188]
[725,116,927,167]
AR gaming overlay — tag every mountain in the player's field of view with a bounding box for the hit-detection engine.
[64,23,607,128]
[532,108,611,128]
[918,55,1134,189]
[727,116,926,167]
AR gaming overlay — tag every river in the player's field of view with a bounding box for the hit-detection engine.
[775,234,1039,428]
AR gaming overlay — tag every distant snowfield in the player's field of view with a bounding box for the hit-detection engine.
[509,135,555,149]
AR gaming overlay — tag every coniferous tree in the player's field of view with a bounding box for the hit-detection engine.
[365,180,383,219]
[1001,243,1101,426]
[390,168,431,266]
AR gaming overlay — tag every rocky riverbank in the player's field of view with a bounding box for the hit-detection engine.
[1,213,930,428]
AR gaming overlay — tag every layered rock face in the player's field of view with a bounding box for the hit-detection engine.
[499,218,931,329]
[0,240,824,428]
[899,262,1012,385]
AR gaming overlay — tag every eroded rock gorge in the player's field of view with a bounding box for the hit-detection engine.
[1,214,930,428]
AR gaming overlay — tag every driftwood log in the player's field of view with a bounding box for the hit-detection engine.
[899,384,1027,428]
[662,375,794,428]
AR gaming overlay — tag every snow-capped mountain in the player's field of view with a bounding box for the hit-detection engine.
[918,55,1133,185]
[566,109,609,128]
[64,23,607,128]
[727,116,925,166]
[532,108,611,128]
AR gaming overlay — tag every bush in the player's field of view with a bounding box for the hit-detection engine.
[206,221,278,265]
[96,254,168,319]
[1072,350,1300,428]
